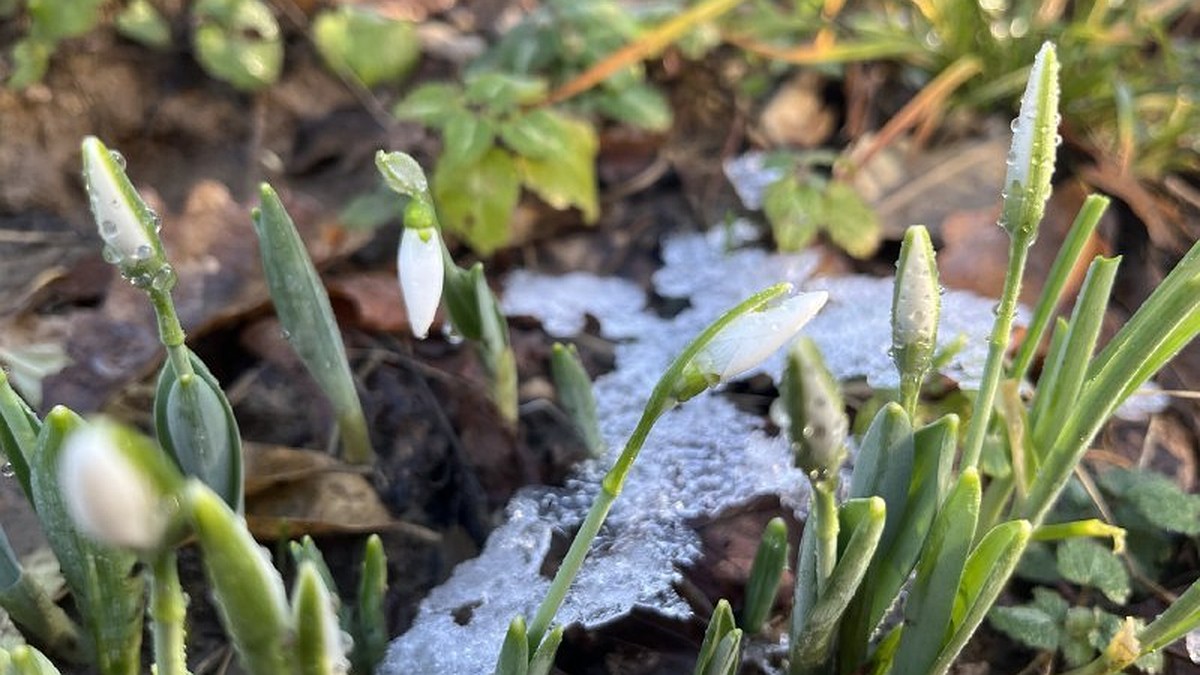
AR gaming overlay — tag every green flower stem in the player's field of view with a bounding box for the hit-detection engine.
[1032,518,1125,550]
[148,288,193,381]
[525,284,791,650]
[811,480,839,597]
[961,237,1031,470]
[1136,576,1200,656]
[149,551,187,675]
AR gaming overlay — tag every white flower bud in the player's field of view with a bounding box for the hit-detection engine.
[58,425,168,550]
[81,137,157,265]
[692,289,828,383]
[397,225,444,339]
[1001,42,1060,240]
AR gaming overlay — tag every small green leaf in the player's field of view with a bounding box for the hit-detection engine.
[763,176,820,252]
[313,7,418,87]
[193,0,283,91]
[27,0,104,41]
[442,112,497,169]
[499,109,570,160]
[393,83,467,127]
[252,185,374,464]
[115,0,171,49]
[821,182,881,259]
[464,72,547,111]
[988,605,1060,651]
[7,39,52,90]
[513,112,599,222]
[1102,468,1200,535]
[1056,538,1130,604]
[593,82,672,131]
[433,147,520,255]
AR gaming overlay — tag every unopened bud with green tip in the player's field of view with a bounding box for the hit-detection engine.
[58,421,183,551]
[892,225,940,411]
[674,288,828,402]
[81,136,168,287]
[1000,42,1060,244]
[780,337,848,480]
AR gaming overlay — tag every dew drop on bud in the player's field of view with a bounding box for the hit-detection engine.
[100,220,118,237]
[150,265,176,292]
[109,150,126,169]
[133,244,152,261]
[1,463,13,478]
[102,245,121,264]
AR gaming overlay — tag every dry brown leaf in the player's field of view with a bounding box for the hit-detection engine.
[329,272,409,333]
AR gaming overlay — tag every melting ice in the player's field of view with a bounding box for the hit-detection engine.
[382,228,1018,673]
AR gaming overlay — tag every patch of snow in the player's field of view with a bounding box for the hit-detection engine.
[723,152,784,211]
[383,231,1016,674]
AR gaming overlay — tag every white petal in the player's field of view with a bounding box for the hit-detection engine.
[81,138,154,263]
[398,228,445,339]
[693,290,828,382]
[59,425,166,550]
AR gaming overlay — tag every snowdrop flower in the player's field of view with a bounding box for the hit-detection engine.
[398,224,444,340]
[781,337,848,478]
[81,136,161,268]
[678,288,828,401]
[59,424,169,550]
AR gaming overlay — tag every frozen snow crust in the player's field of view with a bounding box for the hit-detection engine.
[382,228,1012,673]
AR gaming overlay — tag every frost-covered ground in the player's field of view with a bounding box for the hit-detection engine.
[382,227,1017,673]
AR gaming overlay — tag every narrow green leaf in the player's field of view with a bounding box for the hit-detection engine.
[1056,538,1130,604]
[550,343,605,457]
[312,7,418,87]
[154,349,243,509]
[846,402,913,554]
[742,518,788,634]
[30,409,143,675]
[353,535,388,675]
[292,563,345,675]
[839,415,958,670]
[252,184,373,464]
[703,629,743,675]
[0,529,83,664]
[526,625,562,675]
[186,481,291,675]
[1031,256,1120,453]
[1010,194,1110,382]
[790,497,886,672]
[930,520,1032,675]
[495,616,529,675]
[891,468,981,675]
[695,599,737,675]
[1027,316,1070,438]
[434,147,521,255]
[193,0,283,91]
[0,372,37,500]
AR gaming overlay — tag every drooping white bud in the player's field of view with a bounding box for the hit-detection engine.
[58,424,169,550]
[691,289,829,383]
[81,137,158,266]
[397,225,444,339]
